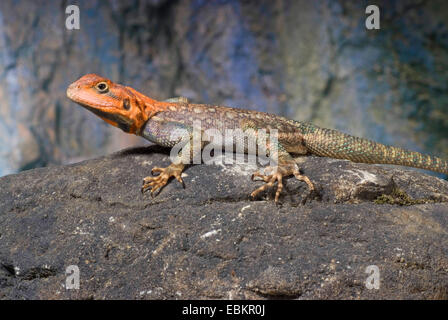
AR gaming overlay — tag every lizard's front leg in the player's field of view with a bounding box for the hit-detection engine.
[141,162,185,196]
[141,119,203,197]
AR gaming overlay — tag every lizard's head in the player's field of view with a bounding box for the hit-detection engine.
[66,74,151,134]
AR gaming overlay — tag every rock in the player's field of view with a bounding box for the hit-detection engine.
[1,146,448,299]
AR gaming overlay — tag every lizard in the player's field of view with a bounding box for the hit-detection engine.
[66,74,448,203]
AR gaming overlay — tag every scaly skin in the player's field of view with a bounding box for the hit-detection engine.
[67,74,448,202]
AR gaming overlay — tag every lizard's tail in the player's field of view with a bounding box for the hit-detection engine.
[298,122,448,174]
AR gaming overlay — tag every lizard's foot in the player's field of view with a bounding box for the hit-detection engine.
[141,163,185,197]
[250,166,315,203]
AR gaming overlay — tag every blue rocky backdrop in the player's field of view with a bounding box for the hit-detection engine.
[0,0,447,177]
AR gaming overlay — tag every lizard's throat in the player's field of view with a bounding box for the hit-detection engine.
[79,103,133,133]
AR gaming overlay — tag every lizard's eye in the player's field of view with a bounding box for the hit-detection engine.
[95,82,109,93]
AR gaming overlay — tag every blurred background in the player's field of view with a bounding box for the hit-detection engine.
[0,0,447,177]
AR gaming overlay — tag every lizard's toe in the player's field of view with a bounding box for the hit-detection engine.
[251,171,272,182]
[150,167,164,175]
[250,171,283,202]
[142,174,168,195]
[250,166,316,203]
[292,171,320,204]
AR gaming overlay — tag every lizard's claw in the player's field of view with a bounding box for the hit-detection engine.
[300,186,321,204]
[141,163,185,197]
[250,167,315,203]
[291,172,320,204]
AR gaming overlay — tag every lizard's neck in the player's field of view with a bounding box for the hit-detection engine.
[142,98,171,119]
[126,87,173,135]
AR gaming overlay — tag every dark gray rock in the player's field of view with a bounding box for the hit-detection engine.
[0,146,448,299]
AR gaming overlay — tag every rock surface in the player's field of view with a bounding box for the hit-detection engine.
[1,146,448,299]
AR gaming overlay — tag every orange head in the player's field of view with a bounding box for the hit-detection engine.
[67,74,156,134]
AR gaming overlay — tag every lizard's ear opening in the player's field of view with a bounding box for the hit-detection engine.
[123,98,131,110]
[95,82,109,93]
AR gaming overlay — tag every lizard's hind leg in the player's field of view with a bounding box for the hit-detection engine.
[250,154,315,203]
[251,168,285,203]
